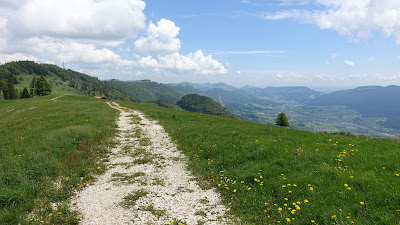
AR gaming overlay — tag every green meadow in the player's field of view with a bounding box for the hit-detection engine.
[1,95,400,224]
[121,101,400,225]
[0,95,116,224]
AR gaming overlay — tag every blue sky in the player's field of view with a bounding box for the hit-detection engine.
[1,0,400,89]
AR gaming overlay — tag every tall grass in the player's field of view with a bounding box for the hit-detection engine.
[0,95,116,224]
[121,102,400,224]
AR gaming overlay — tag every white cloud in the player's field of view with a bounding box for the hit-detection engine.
[240,0,250,3]
[4,0,146,42]
[368,57,376,62]
[344,60,355,67]
[274,72,312,80]
[0,1,228,80]
[331,53,337,59]
[134,18,227,75]
[261,0,400,43]
[0,53,38,64]
[134,19,181,56]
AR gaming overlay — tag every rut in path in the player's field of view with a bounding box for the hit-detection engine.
[71,102,233,224]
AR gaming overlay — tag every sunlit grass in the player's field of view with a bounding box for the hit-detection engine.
[121,101,400,224]
[0,95,116,224]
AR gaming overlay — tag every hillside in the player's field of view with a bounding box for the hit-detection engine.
[308,85,400,129]
[242,86,325,104]
[105,79,184,104]
[1,95,400,224]
[177,94,237,119]
[122,101,400,224]
[0,61,183,104]
[0,95,115,224]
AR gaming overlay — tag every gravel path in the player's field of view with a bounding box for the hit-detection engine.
[71,102,232,225]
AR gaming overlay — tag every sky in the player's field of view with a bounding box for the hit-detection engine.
[1,0,400,90]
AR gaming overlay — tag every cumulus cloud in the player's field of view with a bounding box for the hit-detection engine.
[261,0,400,43]
[134,18,227,75]
[0,0,228,79]
[344,60,355,67]
[4,0,146,42]
[134,19,181,56]
[0,53,38,64]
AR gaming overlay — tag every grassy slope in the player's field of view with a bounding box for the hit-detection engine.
[121,102,400,225]
[0,95,116,224]
[14,74,80,96]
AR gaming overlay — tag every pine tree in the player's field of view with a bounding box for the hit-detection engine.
[35,76,52,96]
[30,76,36,97]
[7,77,18,99]
[20,87,31,99]
[276,112,290,127]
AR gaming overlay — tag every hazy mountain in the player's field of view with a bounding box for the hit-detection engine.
[241,86,325,104]
[308,85,400,129]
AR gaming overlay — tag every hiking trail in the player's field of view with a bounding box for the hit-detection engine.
[71,102,232,224]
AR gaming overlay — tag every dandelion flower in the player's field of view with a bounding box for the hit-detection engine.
[331,215,336,219]
[291,210,296,214]
[284,203,288,206]
[284,198,288,201]
[304,199,309,203]
[309,187,314,191]
[278,207,282,212]
[311,220,315,223]
[350,176,354,179]
[286,218,291,222]
[344,184,348,187]
[233,189,237,193]
[360,202,365,205]
[396,174,400,177]
[347,187,351,190]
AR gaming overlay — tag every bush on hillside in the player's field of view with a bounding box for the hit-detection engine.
[177,94,237,119]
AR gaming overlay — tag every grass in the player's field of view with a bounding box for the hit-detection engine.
[0,95,116,224]
[123,190,149,206]
[120,101,400,225]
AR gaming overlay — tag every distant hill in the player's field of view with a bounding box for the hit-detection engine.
[308,85,400,129]
[177,94,237,118]
[0,61,183,103]
[242,86,325,104]
[105,79,184,104]
[173,82,277,106]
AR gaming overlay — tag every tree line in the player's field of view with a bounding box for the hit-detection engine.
[0,75,52,100]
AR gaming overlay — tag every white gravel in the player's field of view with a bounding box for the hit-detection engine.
[71,102,232,225]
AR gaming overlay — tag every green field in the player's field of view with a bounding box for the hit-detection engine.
[121,101,400,224]
[1,96,400,224]
[0,95,116,224]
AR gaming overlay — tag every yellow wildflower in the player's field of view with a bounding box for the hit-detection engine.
[344,184,348,187]
[331,215,336,219]
[286,218,291,222]
[309,187,314,191]
[360,202,365,205]
[304,199,309,203]
[278,207,282,212]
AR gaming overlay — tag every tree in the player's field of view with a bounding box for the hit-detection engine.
[276,112,290,127]
[20,87,31,99]
[30,76,36,97]
[35,75,51,96]
[7,77,18,99]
